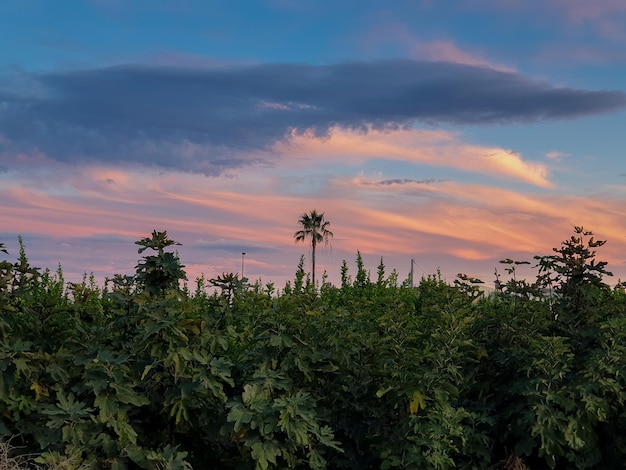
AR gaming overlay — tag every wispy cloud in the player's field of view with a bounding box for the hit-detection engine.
[341,176,626,262]
[0,61,623,175]
[359,18,515,71]
[375,178,446,185]
[191,238,281,254]
[546,150,569,160]
[276,127,552,187]
[407,38,515,72]
[3,162,626,285]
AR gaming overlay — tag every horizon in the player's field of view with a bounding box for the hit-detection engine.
[1,225,623,291]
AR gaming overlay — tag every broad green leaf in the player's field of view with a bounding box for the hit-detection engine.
[409,390,427,415]
[94,393,119,423]
[111,383,150,407]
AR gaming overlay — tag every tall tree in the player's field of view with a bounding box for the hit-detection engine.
[294,210,333,286]
[135,230,186,296]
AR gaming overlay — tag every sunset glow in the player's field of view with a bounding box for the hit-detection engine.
[1,1,625,287]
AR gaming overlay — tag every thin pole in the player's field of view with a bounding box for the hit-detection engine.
[410,257,415,289]
[241,252,246,279]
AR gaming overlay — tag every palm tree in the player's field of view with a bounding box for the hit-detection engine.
[294,210,333,286]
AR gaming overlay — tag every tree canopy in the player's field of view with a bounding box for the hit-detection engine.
[294,210,333,286]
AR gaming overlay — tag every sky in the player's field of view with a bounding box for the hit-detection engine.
[1,0,626,289]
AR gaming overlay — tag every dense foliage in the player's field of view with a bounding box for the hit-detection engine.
[1,227,625,469]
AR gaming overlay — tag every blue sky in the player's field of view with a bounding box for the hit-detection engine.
[1,0,626,287]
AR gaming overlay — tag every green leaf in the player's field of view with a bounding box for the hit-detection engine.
[409,390,427,415]
[94,393,118,422]
[141,364,153,380]
[111,383,150,407]
[251,440,281,470]
[228,403,254,433]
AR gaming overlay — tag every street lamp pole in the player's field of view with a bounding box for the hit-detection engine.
[241,252,246,279]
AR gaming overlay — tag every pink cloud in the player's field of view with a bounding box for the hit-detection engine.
[546,151,569,160]
[2,145,625,288]
[339,177,626,261]
[359,20,514,71]
[408,40,515,72]
[276,127,552,187]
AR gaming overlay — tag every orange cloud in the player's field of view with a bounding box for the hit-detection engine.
[276,127,552,187]
[335,176,626,264]
[2,155,625,288]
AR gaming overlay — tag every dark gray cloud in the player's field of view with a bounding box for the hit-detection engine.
[377,178,446,185]
[191,239,281,254]
[1,60,624,174]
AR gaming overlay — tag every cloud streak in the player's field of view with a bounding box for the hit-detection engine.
[276,127,552,187]
[2,161,626,286]
[408,40,515,72]
[375,178,446,185]
[1,60,624,175]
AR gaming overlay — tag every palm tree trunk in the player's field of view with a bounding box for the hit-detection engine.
[311,237,316,286]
